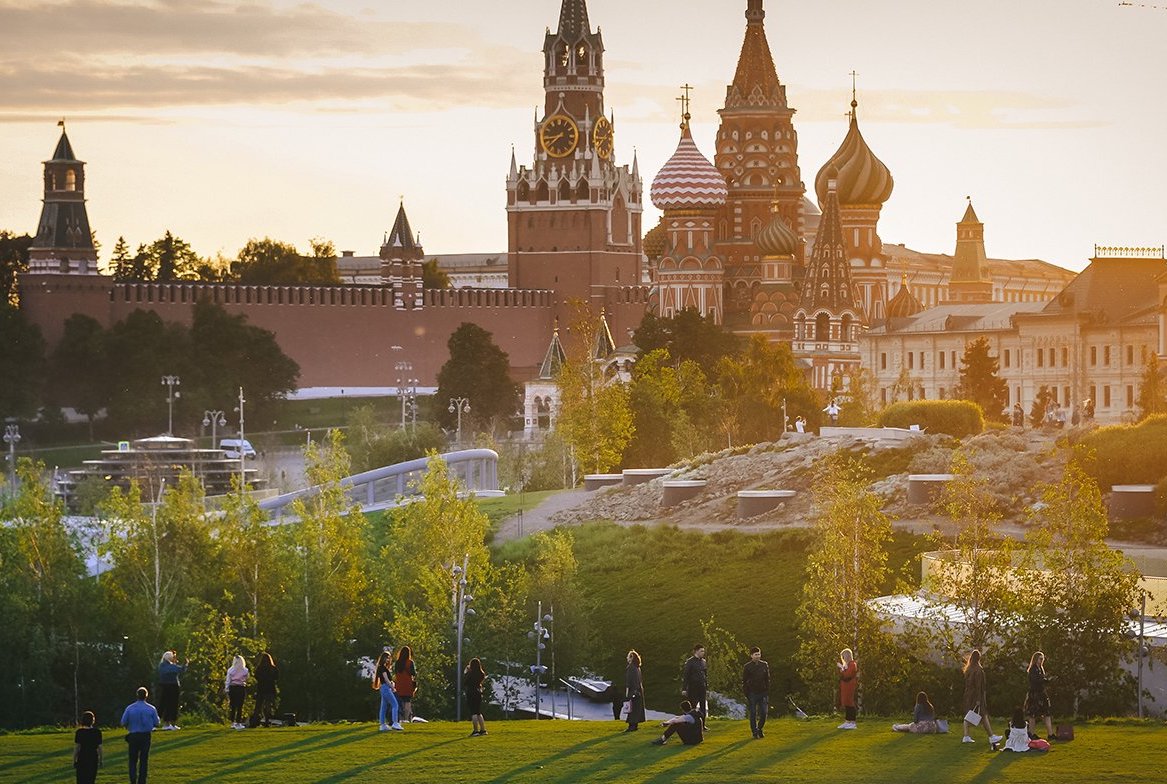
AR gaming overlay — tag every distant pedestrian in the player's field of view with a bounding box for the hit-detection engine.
[224,655,249,730]
[250,652,278,727]
[795,416,806,434]
[623,650,646,732]
[823,400,841,426]
[836,648,858,729]
[156,650,187,730]
[742,646,770,739]
[120,687,160,784]
[373,650,403,732]
[1012,403,1024,428]
[961,649,1002,746]
[681,644,708,728]
[393,646,418,723]
[1084,397,1095,420]
[464,658,487,736]
[1025,651,1055,741]
[650,700,704,746]
[73,710,103,784]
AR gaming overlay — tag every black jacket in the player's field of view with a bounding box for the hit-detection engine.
[682,656,708,694]
[742,659,770,695]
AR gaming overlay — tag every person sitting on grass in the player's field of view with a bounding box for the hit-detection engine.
[892,691,940,734]
[1003,707,1031,752]
[651,700,704,746]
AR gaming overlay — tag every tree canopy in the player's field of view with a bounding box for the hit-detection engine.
[435,322,520,436]
[0,230,33,305]
[230,238,341,285]
[633,308,740,376]
[954,336,1008,422]
[0,303,47,418]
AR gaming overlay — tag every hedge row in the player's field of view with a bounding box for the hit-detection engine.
[877,400,985,439]
[1073,414,1167,489]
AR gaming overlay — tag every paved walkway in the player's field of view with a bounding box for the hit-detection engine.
[494,488,591,542]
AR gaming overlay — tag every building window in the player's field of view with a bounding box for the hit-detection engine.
[1003,349,1009,368]
[1103,386,1111,408]
[1015,386,1021,406]
[880,352,887,370]
[939,352,946,370]
[1089,385,1096,406]
[1090,346,1097,366]
[880,388,887,404]
[951,351,957,369]
[1127,385,1134,408]
[1037,351,1044,368]
[1047,348,1055,367]
[1061,347,1068,367]
[918,387,926,400]
[939,387,946,399]
[908,352,914,370]
[919,352,925,371]
[1127,345,1134,365]
[1104,345,1111,366]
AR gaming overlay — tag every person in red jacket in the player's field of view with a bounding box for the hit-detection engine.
[837,648,858,729]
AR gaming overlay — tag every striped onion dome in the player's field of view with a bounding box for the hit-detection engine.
[756,209,797,257]
[814,99,893,207]
[650,123,728,211]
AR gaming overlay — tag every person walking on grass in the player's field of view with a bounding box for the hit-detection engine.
[1025,651,1055,741]
[681,643,708,729]
[120,687,160,784]
[651,700,704,746]
[374,650,403,732]
[156,650,187,730]
[836,648,858,729]
[742,646,770,739]
[393,646,418,723]
[73,710,102,784]
[250,652,278,727]
[224,655,249,730]
[623,650,646,733]
[464,658,488,736]
[961,649,1002,746]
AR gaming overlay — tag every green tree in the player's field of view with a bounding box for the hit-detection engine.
[890,365,917,404]
[633,308,739,376]
[0,230,33,305]
[435,323,519,437]
[109,236,134,280]
[183,606,266,721]
[624,349,712,467]
[1137,353,1167,420]
[1030,384,1055,427]
[556,304,634,477]
[1018,462,1141,715]
[795,454,904,713]
[345,406,446,473]
[836,367,880,427]
[103,309,190,434]
[218,485,282,637]
[696,616,749,711]
[149,231,202,281]
[48,314,109,438]
[231,238,341,285]
[955,336,1008,422]
[421,259,451,289]
[529,529,594,679]
[715,334,815,444]
[0,303,47,418]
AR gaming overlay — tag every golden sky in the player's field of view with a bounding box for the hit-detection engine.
[1,0,1164,271]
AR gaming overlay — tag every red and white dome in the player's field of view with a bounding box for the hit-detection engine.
[650,124,728,211]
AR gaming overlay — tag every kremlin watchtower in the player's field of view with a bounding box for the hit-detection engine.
[27,124,99,276]
[506,0,643,313]
[946,200,994,303]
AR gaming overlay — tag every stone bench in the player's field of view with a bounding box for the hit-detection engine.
[1109,485,1157,520]
[622,468,673,486]
[736,489,796,518]
[906,474,955,505]
[661,479,707,508]
[583,474,623,491]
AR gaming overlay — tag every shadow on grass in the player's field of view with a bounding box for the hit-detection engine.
[482,732,622,784]
[638,738,753,784]
[0,746,72,774]
[185,725,368,783]
[13,729,222,784]
[314,737,463,783]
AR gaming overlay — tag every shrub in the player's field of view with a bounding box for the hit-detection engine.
[877,400,984,439]
[1072,414,1167,489]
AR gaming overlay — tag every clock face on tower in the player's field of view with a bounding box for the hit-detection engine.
[540,114,579,158]
[592,115,613,160]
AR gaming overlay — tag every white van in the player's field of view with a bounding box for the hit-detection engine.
[220,438,257,460]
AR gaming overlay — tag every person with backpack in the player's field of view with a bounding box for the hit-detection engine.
[373,650,403,732]
[681,644,708,729]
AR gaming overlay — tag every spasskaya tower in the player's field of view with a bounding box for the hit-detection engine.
[506,0,644,310]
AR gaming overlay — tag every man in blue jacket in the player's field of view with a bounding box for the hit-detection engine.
[120,687,161,784]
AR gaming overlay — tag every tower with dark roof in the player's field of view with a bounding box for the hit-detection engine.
[28,124,99,275]
[507,0,643,312]
[713,0,806,330]
[792,168,863,389]
[947,200,994,303]
[379,200,424,309]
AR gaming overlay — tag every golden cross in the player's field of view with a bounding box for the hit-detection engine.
[677,83,694,121]
[849,70,858,101]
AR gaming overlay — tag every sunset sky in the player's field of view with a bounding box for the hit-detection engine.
[1,0,1164,272]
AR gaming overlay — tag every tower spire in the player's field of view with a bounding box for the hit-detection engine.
[725,0,783,109]
[556,0,591,39]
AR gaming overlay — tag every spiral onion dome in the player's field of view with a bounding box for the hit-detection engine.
[756,211,798,257]
[650,124,728,211]
[885,275,925,319]
[814,103,894,207]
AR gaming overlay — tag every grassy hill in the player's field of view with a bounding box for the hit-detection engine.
[4,719,1162,783]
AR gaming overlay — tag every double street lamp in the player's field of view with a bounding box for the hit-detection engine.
[4,424,20,496]
[202,410,227,447]
[449,397,471,445]
[395,361,417,431]
[528,602,553,719]
[161,375,181,435]
[450,554,475,721]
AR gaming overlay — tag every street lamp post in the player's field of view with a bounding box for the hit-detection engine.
[4,424,21,496]
[527,602,553,719]
[1130,592,1149,718]
[448,397,471,446]
[394,361,416,430]
[161,375,181,435]
[202,410,226,448]
[233,387,246,494]
[451,554,474,722]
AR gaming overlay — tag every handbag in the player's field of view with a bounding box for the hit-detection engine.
[1055,723,1074,741]
[963,708,981,726]
[936,719,949,733]
[620,700,631,718]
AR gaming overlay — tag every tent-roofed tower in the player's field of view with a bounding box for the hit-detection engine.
[379,200,424,309]
[947,199,994,303]
[714,0,806,331]
[28,123,99,275]
[507,0,643,318]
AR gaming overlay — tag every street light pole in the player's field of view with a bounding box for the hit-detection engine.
[394,361,414,430]
[202,410,226,448]
[161,375,181,435]
[4,424,21,496]
[527,602,552,719]
[233,387,246,495]
[448,397,470,446]
[451,554,474,722]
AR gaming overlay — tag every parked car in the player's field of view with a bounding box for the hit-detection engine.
[220,438,257,460]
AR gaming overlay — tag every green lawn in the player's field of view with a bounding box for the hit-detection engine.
[3,719,1161,783]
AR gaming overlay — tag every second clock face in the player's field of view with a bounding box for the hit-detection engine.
[593,116,614,159]
[540,114,579,158]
